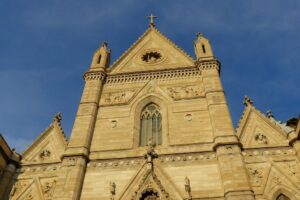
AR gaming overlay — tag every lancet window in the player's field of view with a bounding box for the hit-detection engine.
[139,103,162,146]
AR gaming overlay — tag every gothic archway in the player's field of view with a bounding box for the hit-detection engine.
[276,194,291,200]
[139,188,160,200]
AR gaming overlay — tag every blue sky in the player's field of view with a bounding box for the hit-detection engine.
[0,0,299,152]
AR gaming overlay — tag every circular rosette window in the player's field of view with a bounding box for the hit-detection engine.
[139,49,166,65]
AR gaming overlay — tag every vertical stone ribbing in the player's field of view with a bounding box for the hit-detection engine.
[54,71,106,200]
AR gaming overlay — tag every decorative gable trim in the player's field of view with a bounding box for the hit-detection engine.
[109,26,195,74]
[236,97,292,148]
[21,113,67,164]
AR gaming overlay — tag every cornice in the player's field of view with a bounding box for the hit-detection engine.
[83,70,106,81]
[196,59,221,73]
[105,66,201,84]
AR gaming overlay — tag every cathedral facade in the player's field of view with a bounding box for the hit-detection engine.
[1,20,300,200]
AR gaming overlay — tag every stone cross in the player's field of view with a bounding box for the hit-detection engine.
[147,14,157,27]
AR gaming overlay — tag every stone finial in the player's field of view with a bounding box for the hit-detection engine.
[101,41,108,48]
[54,112,62,122]
[197,32,202,37]
[243,96,253,106]
[194,32,214,61]
[90,42,111,70]
[266,110,274,118]
[184,176,192,200]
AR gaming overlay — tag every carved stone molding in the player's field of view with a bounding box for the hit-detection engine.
[165,85,204,100]
[84,71,106,81]
[254,133,269,144]
[242,149,295,157]
[158,152,216,163]
[131,171,171,200]
[62,157,78,167]
[87,152,216,169]
[9,181,29,198]
[100,89,137,106]
[39,150,51,161]
[24,191,33,200]
[42,180,56,199]
[106,67,201,84]
[247,167,264,186]
[196,60,220,72]
[17,164,59,174]
[87,158,144,169]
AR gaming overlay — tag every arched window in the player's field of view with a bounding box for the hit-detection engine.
[276,194,291,200]
[140,103,162,146]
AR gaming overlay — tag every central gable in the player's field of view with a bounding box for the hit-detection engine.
[109,27,195,74]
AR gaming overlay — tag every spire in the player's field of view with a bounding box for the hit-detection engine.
[147,14,157,27]
[194,32,214,61]
[90,42,111,71]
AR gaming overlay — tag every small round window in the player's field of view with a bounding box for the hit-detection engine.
[141,51,162,64]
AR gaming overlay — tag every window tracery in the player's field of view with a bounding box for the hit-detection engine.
[140,103,162,146]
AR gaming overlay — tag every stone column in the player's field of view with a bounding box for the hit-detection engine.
[216,145,255,200]
[0,163,17,198]
[53,71,106,200]
[197,59,255,199]
[198,60,238,146]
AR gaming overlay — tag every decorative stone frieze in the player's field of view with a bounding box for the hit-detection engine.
[87,158,144,169]
[196,60,220,72]
[247,167,264,186]
[106,67,200,84]
[165,85,204,100]
[242,148,295,157]
[100,89,137,106]
[83,71,106,81]
[158,152,216,163]
[17,164,60,174]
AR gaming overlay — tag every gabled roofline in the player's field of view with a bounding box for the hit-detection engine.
[236,97,293,139]
[22,113,67,157]
[109,26,195,72]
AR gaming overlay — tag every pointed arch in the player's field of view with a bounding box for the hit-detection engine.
[139,103,162,146]
[276,194,291,200]
[269,186,299,200]
[130,94,170,147]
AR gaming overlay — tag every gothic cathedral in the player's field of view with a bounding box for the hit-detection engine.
[1,19,300,200]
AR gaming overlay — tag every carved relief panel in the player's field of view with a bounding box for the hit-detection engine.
[165,85,204,100]
[100,89,138,106]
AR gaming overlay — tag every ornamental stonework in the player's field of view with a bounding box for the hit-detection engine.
[165,85,204,100]
[100,89,137,106]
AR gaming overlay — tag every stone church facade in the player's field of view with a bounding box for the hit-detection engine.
[1,20,300,200]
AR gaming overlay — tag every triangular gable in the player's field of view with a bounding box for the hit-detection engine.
[109,27,195,74]
[22,113,67,164]
[118,162,182,200]
[262,163,300,199]
[237,102,290,148]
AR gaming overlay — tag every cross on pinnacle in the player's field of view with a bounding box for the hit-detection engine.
[147,14,157,27]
